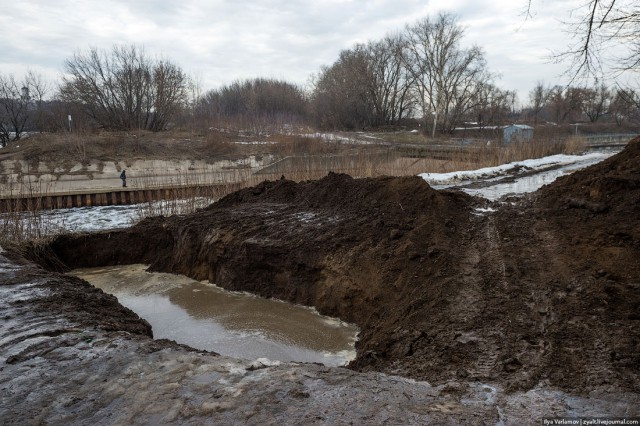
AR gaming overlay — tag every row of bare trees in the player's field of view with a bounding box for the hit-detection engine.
[310,13,517,133]
[196,78,307,134]
[60,45,189,132]
[0,46,191,140]
[527,82,640,125]
[1,3,638,143]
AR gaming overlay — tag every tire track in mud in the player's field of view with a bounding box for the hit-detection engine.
[527,220,620,389]
[481,216,508,290]
[457,212,507,380]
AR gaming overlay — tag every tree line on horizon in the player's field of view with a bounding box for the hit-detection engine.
[1,11,639,147]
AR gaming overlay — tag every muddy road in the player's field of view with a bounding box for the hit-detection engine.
[2,138,640,423]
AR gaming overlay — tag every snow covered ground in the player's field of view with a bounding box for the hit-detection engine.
[13,198,215,235]
[421,151,616,201]
[42,204,141,233]
[305,132,381,145]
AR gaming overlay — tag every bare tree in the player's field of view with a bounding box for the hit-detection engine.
[180,74,203,129]
[583,83,611,122]
[311,37,417,129]
[366,35,415,126]
[468,83,516,128]
[311,47,376,129]
[546,86,587,124]
[526,0,639,78]
[610,88,640,125]
[61,45,188,131]
[402,13,492,136]
[528,81,549,125]
[199,78,308,133]
[0,71,49,147]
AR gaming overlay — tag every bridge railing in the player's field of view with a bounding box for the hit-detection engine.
[583,133,638,145]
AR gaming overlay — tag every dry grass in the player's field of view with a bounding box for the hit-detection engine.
[562,136,587,154]
[0,179,65,245]
[131,170,249,219]
[443,136,589,170]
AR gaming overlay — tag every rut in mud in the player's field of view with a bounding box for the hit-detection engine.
[29,138,640,395]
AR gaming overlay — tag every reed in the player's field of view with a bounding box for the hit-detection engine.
[0,176,64,245]
[562,136,587,154]
[131,169,251,220]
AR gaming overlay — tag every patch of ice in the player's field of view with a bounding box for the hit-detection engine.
[250,358,281,368]
[233,141,276,145]
[324,349,357,363]
[305,132,356,143]
[226,364,247,376]
[291,212,317,222]
[42,204,140,232]
[426,151,615,201]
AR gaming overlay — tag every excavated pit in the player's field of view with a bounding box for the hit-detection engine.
[3,138,639,422]
[27,138,640,395]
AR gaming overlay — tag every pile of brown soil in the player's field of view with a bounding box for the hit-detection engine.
[539,136,640,214]
[25,140,640,396]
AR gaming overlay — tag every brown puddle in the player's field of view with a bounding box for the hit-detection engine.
[71,264,358,366]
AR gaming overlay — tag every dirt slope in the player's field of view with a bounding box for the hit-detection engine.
[30,139,640,396]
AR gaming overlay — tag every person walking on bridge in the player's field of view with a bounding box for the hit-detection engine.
[120,170,127,188]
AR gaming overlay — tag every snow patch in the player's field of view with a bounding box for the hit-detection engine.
[419,152,611,185]
[250,358,281,368]
[423,151,615,201]
[473,207,496,214]
[226,364,248,376]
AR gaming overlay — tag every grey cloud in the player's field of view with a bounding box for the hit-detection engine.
[0,0,583,100]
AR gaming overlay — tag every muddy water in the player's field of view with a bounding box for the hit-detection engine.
[71,265,358,366]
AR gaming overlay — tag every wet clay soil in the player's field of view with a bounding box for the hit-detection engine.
[25,138,640,397]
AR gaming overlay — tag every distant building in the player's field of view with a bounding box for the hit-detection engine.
[503,124,533,144]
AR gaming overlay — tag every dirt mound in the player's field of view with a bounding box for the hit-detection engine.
[538,136,640,215]
[215,172,449,217]
[23,158,640,396]
[500,138,640,394]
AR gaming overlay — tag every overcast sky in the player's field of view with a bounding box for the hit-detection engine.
[1,0,588,105]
